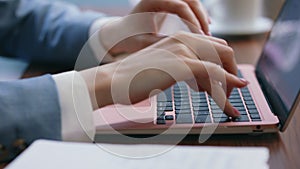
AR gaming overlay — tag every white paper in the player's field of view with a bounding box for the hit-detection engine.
[6,140,269,169]
[0,56,28,81]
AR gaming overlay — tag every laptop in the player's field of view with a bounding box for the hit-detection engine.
[93,0,300,138]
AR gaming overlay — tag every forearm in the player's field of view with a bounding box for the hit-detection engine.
[0,0,103,65]
[0,75,61,162]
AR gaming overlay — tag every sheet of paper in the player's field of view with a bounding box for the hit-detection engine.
[6,139,269,169]
[0,56,28,81]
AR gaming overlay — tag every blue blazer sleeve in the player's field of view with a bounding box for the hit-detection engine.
[0,0,104,65]
[0,75,61,162]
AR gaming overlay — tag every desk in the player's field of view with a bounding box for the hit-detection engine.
[189,35,300,169]
[10,35,300,169]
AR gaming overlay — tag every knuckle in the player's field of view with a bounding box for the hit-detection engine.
[174,31,188,39]
[174,31,190,41]
[175,42,186,50]
[224,47,234,58]
[176,2,189,10]
[220,39,228,45]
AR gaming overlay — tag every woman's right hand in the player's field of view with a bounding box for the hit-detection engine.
[81,32,248,117]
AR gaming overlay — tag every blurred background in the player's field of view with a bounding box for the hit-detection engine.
[55,0,285,19]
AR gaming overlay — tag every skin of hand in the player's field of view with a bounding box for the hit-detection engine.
[80,32,248,118]
[99,0,211,56]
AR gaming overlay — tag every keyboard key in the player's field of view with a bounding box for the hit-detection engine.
[194,111,210,115]
[242,93,251,97]
[245,101,255,105]
[157,89,172,102]
[175,109,191,114]
[175,105,191,110]
[241,87,249,93]
[192,102,208,107]
[191,95,206,99]
[237,70,243,78]
[247,105,257,109]
[175,101,190,106]
[214,117,230,123]
[230,99,243,103]
[230,88,240,95]
[193,107,209,111]
[236,107,246,111]
[157,101,173,107]
[211,109,223,114]
[192,98,207,103]
[232,115,249,122]
[195,115,211,123]
[174,94,189,99]
[229,95,241,99]
[157,111,165,116]
[238,110,248,115]
[210,105,221,110]
[212,114,228,118]
[191,91,206,96]
[156,115,166,124]
[157,106,173,111]
[231,102,244,107]
[248,109,259,114]
[230,92,240,96]
[165,115,174,120]
[252,119,262,122]
[157,115,165,120]
[174,98,190,102]
[250,114,261,119]
[243,96,253,101]
[210,102,218,106]
[165,106,173,111]
[176,114,193,124]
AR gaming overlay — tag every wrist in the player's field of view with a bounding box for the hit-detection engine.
[79,64,115,109]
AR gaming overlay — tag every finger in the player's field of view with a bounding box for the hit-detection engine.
[173,32,238,76]
[196,34,228,46]
[183,0,210,35]
[186,59,247,97]
[151,35,199,60]
[212,41,238,76]
[209,80,241,117]
[116,34,165,53]
[138,0,203,34]
[202,61,247,95]
[223,71,249,97]
[185,59,241,117]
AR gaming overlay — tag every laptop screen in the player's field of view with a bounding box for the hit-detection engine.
[256,0,300,128]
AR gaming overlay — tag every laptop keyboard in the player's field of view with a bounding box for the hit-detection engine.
[156,72,262,125]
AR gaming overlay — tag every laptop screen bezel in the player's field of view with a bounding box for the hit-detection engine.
[255,0,300,131]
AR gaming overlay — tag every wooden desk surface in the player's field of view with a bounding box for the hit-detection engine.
[6,35,299,169]
[192,35,299,169]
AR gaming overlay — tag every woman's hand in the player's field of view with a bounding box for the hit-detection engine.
[99,0,211,57]
[131,0,211,35]
[81,32,247,117]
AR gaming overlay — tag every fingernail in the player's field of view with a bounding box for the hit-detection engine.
[233,107,240,117]
[208,31,212,36]
[240,78,249,85]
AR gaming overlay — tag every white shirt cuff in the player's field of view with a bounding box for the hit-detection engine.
[52,71,95,142]
[89,17,120,63]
